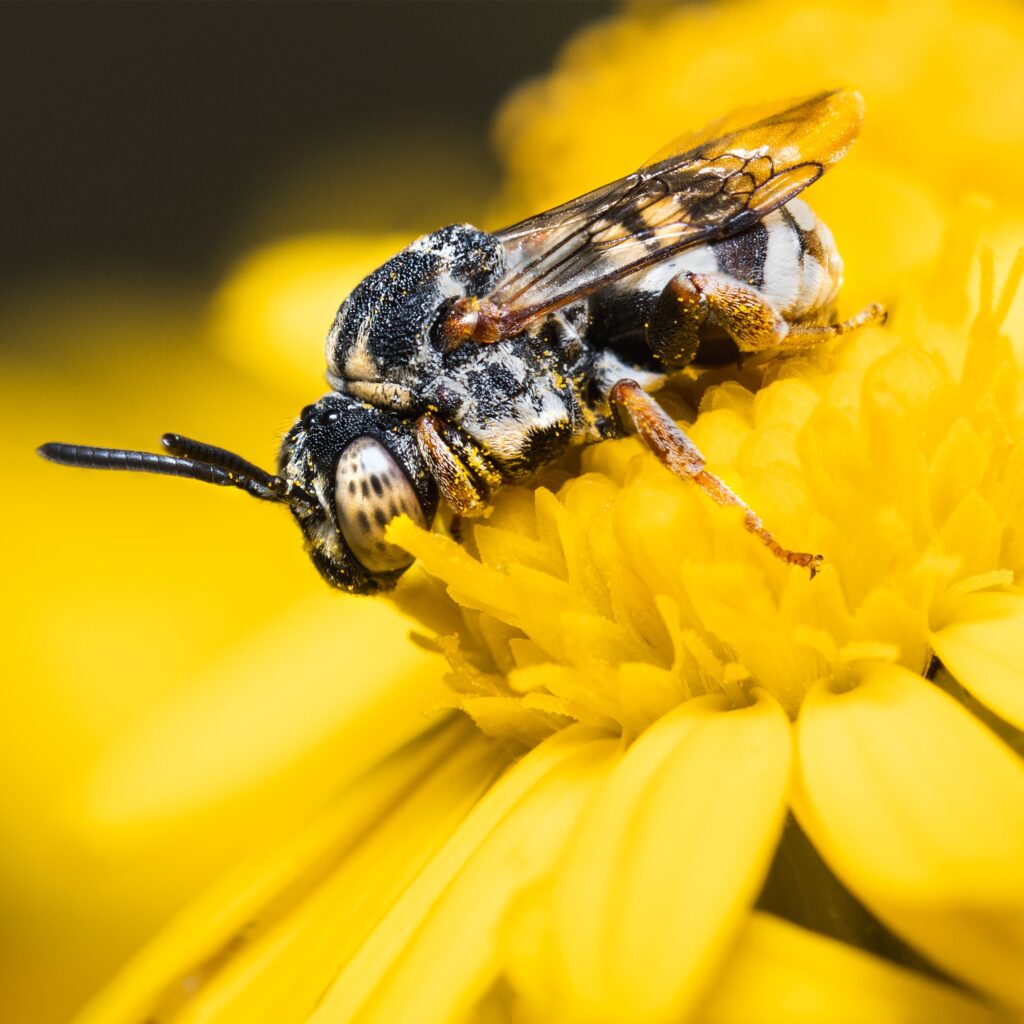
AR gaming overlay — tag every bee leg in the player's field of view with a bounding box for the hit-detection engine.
[449,513,465,545]
[770,302,887,351]
[684,273,884,354]
[666,272,789,354]
[609,378,822,577]
[414,412,502,517]
[645,271,708,369]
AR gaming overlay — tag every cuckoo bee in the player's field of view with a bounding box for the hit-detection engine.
[40,90,883,593]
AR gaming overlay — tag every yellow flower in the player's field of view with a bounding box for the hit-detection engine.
[388,228,1024,1019]
[54,1,1024,1022]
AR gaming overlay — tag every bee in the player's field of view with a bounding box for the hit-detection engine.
[39,90,882,594]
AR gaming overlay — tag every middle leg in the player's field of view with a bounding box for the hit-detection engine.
[609,378,822,576]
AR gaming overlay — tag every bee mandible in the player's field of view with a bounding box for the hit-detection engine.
[39,90,883,593]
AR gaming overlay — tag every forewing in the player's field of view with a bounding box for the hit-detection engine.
[490,89,863,335]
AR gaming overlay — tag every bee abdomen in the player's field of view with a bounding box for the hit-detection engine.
[705,200,842,320]
[711,221,770,289]
[757,199,843,319]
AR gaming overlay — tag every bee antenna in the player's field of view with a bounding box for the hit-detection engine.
[159,434,318,510]
[161,433,278,487]
[37,440,317,511]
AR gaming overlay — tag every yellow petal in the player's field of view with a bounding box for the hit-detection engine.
[794,663,1024,1006]
[697,912,1001,1024]
[74,718,504,1024]
[930,589,1024,731]
[173,725,509,1024]
[77,595,449,874]
[308,725,617,1024]
[509,692,792,1023]
[210,234,413,398]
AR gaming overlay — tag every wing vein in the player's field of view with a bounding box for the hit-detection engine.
[487,89,862,337]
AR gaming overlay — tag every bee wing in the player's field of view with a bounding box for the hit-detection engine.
[489,89,863,336]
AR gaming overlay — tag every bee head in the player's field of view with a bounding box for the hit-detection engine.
[278,393,438,593]
[37,394,438,595]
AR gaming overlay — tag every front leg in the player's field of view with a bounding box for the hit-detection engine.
[414,412,503,517]
[609,379,822,576]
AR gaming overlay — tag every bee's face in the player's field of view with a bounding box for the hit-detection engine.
[279,393,438,593]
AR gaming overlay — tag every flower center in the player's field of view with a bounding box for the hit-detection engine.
[390,247,1024,745]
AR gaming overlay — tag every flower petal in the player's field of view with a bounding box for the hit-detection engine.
[308,725,617,1024]
[211,234,414,397]
[74,718,506,1024]
[930,589,1024,731]
[507,691,792,1023]
[169,726,510,1023]
[81,595,449,835]
[697,912,1001,1024]
[794,663,1024,1006]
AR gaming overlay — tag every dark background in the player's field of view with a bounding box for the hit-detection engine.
[2,1,615,290]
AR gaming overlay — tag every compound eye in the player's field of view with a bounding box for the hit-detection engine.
[334,437,426,573]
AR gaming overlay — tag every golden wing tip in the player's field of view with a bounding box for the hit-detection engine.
[825,87,865,118]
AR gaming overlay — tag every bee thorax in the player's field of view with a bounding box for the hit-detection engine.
[325,225,507,391]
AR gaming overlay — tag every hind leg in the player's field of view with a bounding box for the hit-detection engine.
[769,301,887,351]
[648,271,883,359]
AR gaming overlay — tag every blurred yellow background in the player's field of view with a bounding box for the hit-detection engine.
[0,262,456,1020]
[5,0,1024,1020]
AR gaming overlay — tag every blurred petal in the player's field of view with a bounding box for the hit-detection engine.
[210,234,412,397]
[173,726,509,1023]
[79,596,449,856]
[794,663,1024,1006]
[697,912,1001,1024]
[308,726,617,1024]
[931,590,1024,730]
[74,718,506,1024]
[507,692,791,1023]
